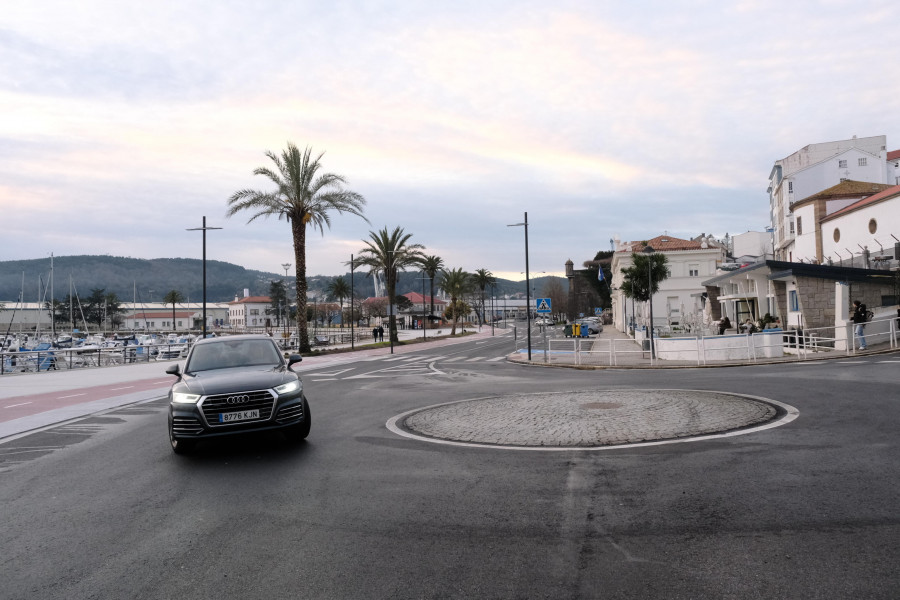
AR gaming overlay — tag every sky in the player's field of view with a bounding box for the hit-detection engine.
[2,1,899,282]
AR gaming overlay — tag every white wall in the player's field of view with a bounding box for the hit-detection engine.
[820,195,900,263]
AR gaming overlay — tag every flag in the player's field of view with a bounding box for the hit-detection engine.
[597,268,605,282]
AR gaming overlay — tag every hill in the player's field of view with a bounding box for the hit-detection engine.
[0,255,560,303]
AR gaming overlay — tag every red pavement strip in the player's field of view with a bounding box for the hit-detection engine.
[0,378,171,424]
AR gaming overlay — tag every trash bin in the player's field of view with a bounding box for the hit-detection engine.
[563,324,573,337]
[642,339,650,351]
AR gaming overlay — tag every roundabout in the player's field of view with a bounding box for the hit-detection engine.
[387,389,799,451]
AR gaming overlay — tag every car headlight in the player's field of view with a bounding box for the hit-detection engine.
[172,391,201,404]
[274,379,301,395]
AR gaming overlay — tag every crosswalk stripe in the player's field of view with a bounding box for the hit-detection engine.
[442,357,466,362]
[487,356,507,362]
[466,356,486,362]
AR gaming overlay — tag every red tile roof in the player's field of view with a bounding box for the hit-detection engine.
[617,235,712,253]
[887,149,900,161]
[821,184,900,222]
[229,296,271,304]
[403,292,446,305]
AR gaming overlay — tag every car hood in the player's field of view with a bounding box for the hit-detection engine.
[175,367,297,396]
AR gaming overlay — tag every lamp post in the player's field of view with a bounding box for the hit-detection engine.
[508,212,531,361]
[643,245,656,360]
[186,216,222,338]
[349,254,356,350]
[419,272,428,343]
[282,263,291,346]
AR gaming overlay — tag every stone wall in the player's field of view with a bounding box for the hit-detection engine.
[795,276,835,329]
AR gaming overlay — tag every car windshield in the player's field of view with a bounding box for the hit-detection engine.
[186,339,282,372]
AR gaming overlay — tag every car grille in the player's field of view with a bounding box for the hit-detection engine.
[275,402,305,424]
[172,415,204,436]
[201,389,275,426]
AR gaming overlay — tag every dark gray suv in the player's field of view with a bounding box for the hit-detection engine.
[166,335,310,454]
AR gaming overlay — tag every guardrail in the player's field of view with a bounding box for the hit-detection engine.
[0,342,193,375]
[512,314,899,366]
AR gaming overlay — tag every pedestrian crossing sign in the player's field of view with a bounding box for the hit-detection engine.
[536,298,552,314]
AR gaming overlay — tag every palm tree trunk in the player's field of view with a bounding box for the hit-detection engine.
[292,219,310,352]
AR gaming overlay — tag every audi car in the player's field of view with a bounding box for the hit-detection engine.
[165,335,310,454]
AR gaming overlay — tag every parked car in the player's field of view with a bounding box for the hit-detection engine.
[165,334,310,454]
[576,319,602,334]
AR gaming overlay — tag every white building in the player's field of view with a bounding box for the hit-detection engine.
[767,135,892,261]
[228,295,273,328]
[789,180,896,265]
[819,184,900,268]
[610,234,726,334]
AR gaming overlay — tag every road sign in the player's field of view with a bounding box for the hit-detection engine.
[595,308,603,316]
[535,298,552,314]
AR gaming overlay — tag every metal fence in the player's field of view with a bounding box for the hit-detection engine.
[514,314,899,366]
[0,342,192,375]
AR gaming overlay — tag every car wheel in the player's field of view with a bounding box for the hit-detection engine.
[288,398,311,441]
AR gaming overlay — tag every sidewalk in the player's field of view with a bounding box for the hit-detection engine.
[508,324,898,368]
[0,327,499,441]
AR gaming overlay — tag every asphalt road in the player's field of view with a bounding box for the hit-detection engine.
[2,330,899,599]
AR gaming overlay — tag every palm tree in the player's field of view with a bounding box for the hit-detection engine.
[163,290,184,333]
[471,268,495,326]
[420,255,444,322]
[620,252,671,329]
[355,226,425,343]
[227,143,367,352]
[325,277,351,327]
[438,268,473,335]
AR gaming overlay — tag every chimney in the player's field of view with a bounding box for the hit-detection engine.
[244,288,250,298]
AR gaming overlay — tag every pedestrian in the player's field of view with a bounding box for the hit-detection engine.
[372,326,379,342]
[718,316,731,335]
[851,300,867,350]
[377,325,384,342]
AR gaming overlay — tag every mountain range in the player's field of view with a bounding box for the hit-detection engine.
[0,255,554,303]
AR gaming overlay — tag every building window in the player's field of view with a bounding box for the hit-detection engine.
[788,181,793,193]
[796,216,802,236]
[689,268,699,277]
[789,220,795,235]
[833,228,840,243]
[858,157,867,167]
[838,159,847,168]
[868,218,877,234]
[789,290,799,312]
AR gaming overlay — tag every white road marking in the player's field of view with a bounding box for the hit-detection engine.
[110,386,134,391]
[4,402,32,409]
[466,356,486,362]
[57,393,86,399]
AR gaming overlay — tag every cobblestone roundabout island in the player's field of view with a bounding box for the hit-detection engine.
[393,390,787,449]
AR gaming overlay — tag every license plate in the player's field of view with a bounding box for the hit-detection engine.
[219,409,260,423]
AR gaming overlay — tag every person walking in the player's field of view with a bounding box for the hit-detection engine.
[377,325,384,342]
[372,326,379,342]
[851,300,868,350]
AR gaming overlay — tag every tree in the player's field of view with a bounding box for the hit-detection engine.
[471,268,495,326]
[438,268,473,335]
[420,255,444,321]
[83,289,123,331]
[227,143,367,352]
[268,280,289,327]
[355,226,425,343]
[325,277,351,325]
[163,289,185,332]
[620,253,671,326]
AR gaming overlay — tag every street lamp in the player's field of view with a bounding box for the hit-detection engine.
[419,271,428,343]
[643,244,656,360]
[507,212,531,361]
[282,263,291,346]
[349,254,356,350]
[187,216,222,338]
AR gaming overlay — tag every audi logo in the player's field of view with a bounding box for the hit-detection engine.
[226,395,251,404]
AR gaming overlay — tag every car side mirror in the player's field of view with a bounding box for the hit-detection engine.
[166,364,181,377]
[287,354,303,368]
